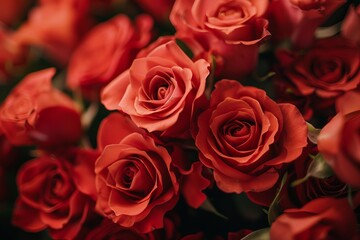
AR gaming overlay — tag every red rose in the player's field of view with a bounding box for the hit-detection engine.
[95,113,179,233]
[67,14,153,100]
[275,37,360,115]
[12,0,92,65]
[270,197,358,240]
[0,26,28,83]
[101,40,209,139]
[248,146,348,209]
[0,68,82,149]
[195,79,308,193]
[12,149,99,240]
[170,0,270,79]
[318,91,360,188]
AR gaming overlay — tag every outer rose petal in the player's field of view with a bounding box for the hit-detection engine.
[270,197,358,240]
[181,161,211,208]
[12,199,47,232]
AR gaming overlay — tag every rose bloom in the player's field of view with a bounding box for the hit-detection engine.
[170,0,270,79]
[318,91,360,188]
[195,79,308,193]
[275,37,360,115]
[67,14,153,100]
[270,197,358,240]
[95,113,179,233]
[101,40,209,139]
[0,68,82,149]
[12,0,92,65]
[248,146,348,209]
[12,149,99,240]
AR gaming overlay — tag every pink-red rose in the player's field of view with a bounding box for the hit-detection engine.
[318,91,360,188]
[67,14,153,100]
[95,113,179,233]
[270,197,358,240]
[170,0,270,79]
[101,40,209,139]
[195,79,308,193]
[0,68,82,149]
[12,149,99,240]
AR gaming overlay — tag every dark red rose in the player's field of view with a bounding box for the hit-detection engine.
[101,40,209,139]
[270,197,358,240]
[12,149,99,240]
[318,90,360,188]
[248,146,349,209]
[95,113,179,233]
[0,68,82,149]
[67,14,153,100]
[275,37,360,118]
[195,79,308,193]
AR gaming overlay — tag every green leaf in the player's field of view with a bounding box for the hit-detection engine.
[307,153,333,179]
[268,172,288,224]
[307,122,321,144]
[200,199,228,220]
[175,38,194,59]
[241,228,270,240]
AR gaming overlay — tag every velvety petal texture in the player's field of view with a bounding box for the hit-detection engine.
[12,149,97,240]
[95,113,179,233]
[195,79,308,193]
[101,40,209,139]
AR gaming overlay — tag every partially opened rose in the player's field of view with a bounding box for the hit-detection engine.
[195,79,308,193]
[95,113,179,233]
[12,149,99,240]
[67,14,153,100]
[170,0,270,79]
[101,40,209,139]
[0,68,82,149]
[270,197,358,240]
[318,91,360,188]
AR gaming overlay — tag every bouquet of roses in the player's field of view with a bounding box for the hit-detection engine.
[0,0,359,239]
